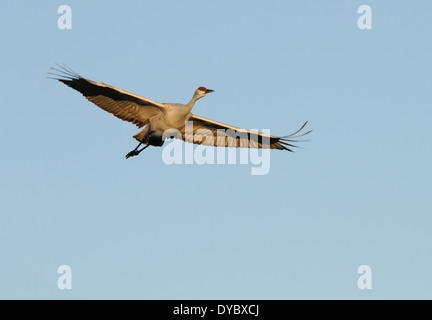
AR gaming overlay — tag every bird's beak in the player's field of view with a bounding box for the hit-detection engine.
[205,89,214,94]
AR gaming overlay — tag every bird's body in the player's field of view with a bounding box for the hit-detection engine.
[49,65,311,158]
[149,103,192,138]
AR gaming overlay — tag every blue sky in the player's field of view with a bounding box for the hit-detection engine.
[1,1,431,299]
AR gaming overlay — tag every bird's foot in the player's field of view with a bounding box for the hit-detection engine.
[126,150,140,159]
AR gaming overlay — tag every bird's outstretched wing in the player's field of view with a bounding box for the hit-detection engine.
[48,65,164,128]
[179,114,311,151]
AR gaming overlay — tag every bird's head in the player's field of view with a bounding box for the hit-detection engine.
[194,86,214,100]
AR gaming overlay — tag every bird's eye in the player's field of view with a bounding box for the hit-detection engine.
[198,86,206,91]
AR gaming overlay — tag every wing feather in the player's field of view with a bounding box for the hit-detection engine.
[49,65,164,128]
[178,114,311,151]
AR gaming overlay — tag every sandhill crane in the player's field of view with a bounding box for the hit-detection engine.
[49,65,311,159]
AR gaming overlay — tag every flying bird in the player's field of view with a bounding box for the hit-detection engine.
[49,65,311,159]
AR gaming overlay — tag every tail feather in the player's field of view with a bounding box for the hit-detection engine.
[133,128,148,142]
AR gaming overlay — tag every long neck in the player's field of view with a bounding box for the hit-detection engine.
[184,94,199,114]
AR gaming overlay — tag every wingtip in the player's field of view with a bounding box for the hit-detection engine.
[281,121,312,139]
[48,64,81,81]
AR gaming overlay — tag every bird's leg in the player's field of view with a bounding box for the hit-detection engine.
[125,141,149,159]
